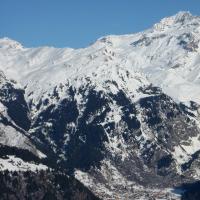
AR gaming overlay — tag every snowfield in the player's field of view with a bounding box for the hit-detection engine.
[0,11,200,105]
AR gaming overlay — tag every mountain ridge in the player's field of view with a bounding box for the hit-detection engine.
[1,12,200,105]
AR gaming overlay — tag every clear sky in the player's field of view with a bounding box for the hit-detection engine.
[1,0,200,48]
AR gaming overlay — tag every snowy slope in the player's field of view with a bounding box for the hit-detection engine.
[0,12,200,105]
[0,155,47,171]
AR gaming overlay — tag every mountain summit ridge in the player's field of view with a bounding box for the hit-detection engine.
[0,11,197,49]
[0,12,200,104]
[157,11,194,26]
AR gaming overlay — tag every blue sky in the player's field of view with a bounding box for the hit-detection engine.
[1,0,200,48]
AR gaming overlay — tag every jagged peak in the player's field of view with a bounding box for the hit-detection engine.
[173,11,193,22]
[0,37,23,50]
[154,11,197,31]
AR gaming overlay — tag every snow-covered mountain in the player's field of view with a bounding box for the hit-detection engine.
[0,11,200,199]
[1,11,200,105]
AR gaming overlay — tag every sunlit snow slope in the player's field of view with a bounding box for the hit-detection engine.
[0,11,200,105]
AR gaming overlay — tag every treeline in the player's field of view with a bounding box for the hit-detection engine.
[0,170,100,200]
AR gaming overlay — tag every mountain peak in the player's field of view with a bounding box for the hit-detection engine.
[0,37,23,50]
[154,11,196,31]
[173,11,193,21]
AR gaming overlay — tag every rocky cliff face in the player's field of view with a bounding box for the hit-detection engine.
[0,72,99,199]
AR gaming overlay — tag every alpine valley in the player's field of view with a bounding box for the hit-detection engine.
[0,11,200,200]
